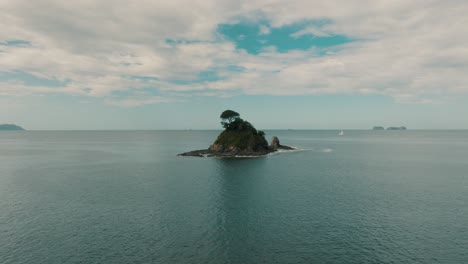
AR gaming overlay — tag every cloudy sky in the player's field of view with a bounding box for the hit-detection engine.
[1,0,467,129]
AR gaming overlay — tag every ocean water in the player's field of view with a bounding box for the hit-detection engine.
[0,130,467,264]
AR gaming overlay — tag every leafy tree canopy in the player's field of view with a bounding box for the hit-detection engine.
[220,110,241,129]
[220,110,239,121]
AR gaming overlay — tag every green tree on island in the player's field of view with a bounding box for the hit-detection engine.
[220,110,240,129]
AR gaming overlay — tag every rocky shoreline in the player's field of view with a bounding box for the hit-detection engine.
[178,136,295,158]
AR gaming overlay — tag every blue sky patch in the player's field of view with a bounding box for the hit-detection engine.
[110,86,163,97]
[170,69,226,85]
[217,20,352,54]
[0,71,67,87]
[128,75,160,82]
[165,39,202,46]
[0,40,31,47]
[226,65,246,72]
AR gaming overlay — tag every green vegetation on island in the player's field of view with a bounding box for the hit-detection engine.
[210,110,268,152]
[178,110,293,157]
[0,124,25,131]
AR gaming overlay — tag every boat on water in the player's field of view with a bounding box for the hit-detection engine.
[339,130,344,136]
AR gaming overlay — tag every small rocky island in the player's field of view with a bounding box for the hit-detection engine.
[178,110,294,157]
[0,124,25,131]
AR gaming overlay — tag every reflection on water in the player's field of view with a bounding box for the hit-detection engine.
[214,158,268,263]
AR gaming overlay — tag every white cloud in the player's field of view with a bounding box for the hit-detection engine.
[290,26,331,38]
[104,96,182,107]
[0,0,467,105]
[259,25,270,35]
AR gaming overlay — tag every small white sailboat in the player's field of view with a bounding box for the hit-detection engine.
[339,130,344,136]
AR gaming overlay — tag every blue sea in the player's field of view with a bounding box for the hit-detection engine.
[0,130,467,263]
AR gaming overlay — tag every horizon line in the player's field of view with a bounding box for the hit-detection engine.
[7,128,468,132]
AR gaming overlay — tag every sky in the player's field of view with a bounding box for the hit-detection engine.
[1,0,467,130]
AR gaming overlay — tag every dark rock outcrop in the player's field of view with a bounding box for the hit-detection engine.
[269,136,294,151]
[270,136,280,150]
[270,136,294,151]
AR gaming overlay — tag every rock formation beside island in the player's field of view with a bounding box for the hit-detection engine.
[372,126,385,130]
[178,110,294,157]
[0,124,25,131]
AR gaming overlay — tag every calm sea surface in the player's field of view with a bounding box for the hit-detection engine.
[0,130,467,263]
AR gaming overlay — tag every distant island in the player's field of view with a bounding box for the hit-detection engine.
[373,126,407,130]
[178,110,294,157]
[387,126,407,130]
[0,124,25,131]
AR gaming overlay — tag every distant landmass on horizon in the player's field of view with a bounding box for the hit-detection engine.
[0,124,25,131]
[373,126,407,130]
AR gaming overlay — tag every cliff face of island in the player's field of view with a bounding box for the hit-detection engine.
[0,124,25,131]
[178,110,293,157]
